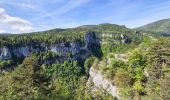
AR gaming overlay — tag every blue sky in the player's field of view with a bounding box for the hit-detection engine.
[0,0,170,33]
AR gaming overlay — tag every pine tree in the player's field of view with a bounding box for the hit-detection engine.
[0,54,42,99]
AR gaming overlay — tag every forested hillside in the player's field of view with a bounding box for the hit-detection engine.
[89,37,170,99]
[136,18,170,34]
[0,23,170,99]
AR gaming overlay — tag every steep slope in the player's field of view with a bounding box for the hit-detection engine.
[0,23,143,71]
[87,52,130,98]
[0,23,144,99]
[136,18,170,33]
[87,60,118,98]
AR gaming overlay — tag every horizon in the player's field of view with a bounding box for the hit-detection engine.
[0,0,170,33]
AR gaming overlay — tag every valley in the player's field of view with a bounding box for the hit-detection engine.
[0,22,170,100]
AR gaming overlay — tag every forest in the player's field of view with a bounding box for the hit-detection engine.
[0,24,170,100]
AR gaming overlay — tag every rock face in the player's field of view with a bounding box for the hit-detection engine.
[0,48,12,60]
[11,47,40,57]
[50,42,82,56]
[101,33,131,45]
[0,46,42,60]
[0,33,99,61]
[120,34,131,44]
[85,33,99,46]
[0,32,131,63]
[87,67,119,98]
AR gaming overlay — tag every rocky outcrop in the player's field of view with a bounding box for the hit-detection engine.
[0,32,131,62]
[87,67,119,98]
[114,54,129,62]
[0,46,41,60]
[0,48,11,60]
[11,47,40,57]
[50,42,82,56]
[120,34,131,44]
[0,33,99,61]
[101,33,131,45]
[85,32,100,49]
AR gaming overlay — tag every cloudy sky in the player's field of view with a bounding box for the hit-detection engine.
[0,0,170,33]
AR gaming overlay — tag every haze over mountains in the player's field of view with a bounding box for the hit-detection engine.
[1,18,170,35]
[45,18,170,35]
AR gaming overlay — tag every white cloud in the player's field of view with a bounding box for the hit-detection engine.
[18,3,35,9]
[0,8,33,33]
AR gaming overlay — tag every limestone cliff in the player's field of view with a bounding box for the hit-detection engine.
[0,33,99,62]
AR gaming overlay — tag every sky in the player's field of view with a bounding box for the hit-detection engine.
[0,0,170,33]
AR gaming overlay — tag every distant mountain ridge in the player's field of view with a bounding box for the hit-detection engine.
[136,18,170,33]
[25,23,135,36]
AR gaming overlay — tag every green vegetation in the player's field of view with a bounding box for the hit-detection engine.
[0,60,14,69]
[0,53,113,99]
[0,23,141,48]
[145,38,170,100]
[136,18,170,34]
[0,33,84,47]
[1,23,170,99]
[96,38,170,99]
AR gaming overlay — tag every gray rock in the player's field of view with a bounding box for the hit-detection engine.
[12,47,30,57]
[0,48,12,60]
[0,33,100,61]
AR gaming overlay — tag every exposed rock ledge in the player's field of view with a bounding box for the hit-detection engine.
[87,67,119,98]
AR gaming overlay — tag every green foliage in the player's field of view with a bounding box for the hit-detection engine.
[1,23,168,99]
[159,72,170,100]
[101,44,114,55]
[0,23,142,50]
[67,52,73,58]
[92,58,100,70]
[0,54,42,99]
[0,60,14,69]
[102,59,126,80]
[112,44,132,53]
[118,87,134,99]
[145,38,170,99]
[114,68,133,88]
[40,61,87,99]
[128,51,147,93]
[84,56,95,75]
[101,43,138,57]
[136,18,170,33]
[0,33,84,48]
[143,36,153,46]
[38,51,59,61]
[133,81,145,93]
